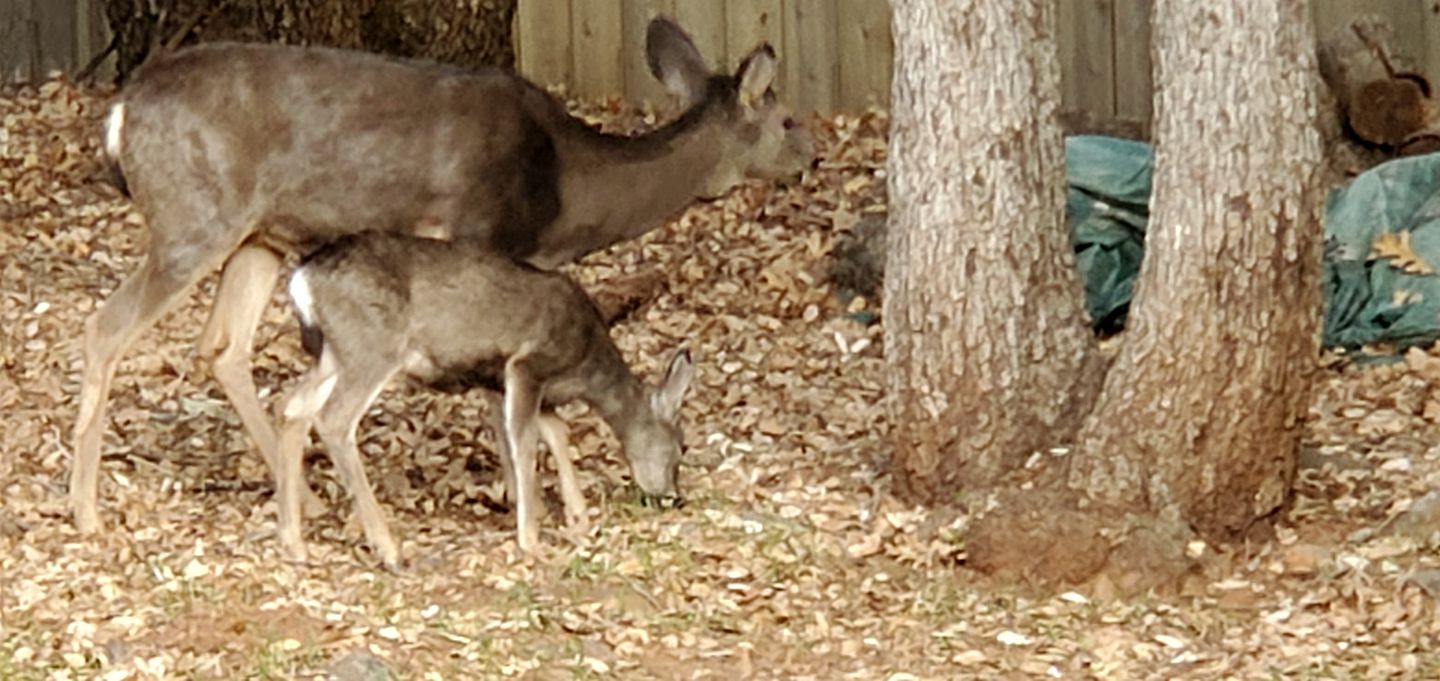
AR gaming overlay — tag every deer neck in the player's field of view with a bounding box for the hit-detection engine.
[532,106,729,268]
[578,346,653,443]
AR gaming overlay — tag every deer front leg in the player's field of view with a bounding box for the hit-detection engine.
[538,414,588,530]
[488,396,518,507]
[502,360,544,553]
[199,245,326,518]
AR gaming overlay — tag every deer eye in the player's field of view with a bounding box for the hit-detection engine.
[782,116,798,130]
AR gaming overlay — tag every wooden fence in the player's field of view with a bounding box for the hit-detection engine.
[517,0,892,116]
[516,0,1440,120]
[0,0,108,83]
[5,1,1440,126]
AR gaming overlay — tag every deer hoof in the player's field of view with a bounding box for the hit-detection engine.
[371,536,401,571]
[517,524,541,555]
[72,506,101,535]
[563,502,590,531]
[301,487,327,519]
[282,539,309,564]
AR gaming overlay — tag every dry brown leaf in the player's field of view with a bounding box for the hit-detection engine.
[7,77,1440,680]
[1370,230,1436,275]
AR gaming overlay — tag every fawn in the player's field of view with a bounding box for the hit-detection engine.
[275,233,695,567]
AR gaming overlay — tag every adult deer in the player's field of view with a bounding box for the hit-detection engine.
[277,233,695,567]
[72,17,813,533]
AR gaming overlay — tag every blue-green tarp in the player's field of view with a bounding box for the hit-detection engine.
[1066,135,1440,351]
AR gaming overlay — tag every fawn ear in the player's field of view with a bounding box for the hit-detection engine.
[651,348,695,422]
[647,17,711,104]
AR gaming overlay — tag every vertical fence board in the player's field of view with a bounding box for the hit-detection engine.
[1058,0,1115,116]
[571,0,625,99]
[1385,1,1428,72]
[75,0,112,79]
[784,0,838,116]
[672,0,728,71]
[726,0,786,93]
[1425,2,1440,92]
[1312,0,1371,38]
[32,0,76,76]
[1313,0,1434,97]
[1111,0,1151,124]
[835,0,890,110]
[517,0,572,90]
[622,0,675,108]
[1,0,34,82]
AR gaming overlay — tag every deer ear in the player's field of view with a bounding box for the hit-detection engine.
[646,17,711,104]
[735,44,777,111]
[651,347,695,422]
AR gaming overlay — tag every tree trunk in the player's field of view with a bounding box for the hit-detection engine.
[1067,0,1325,541]
[884,0,1100,502]
[101,0,517,81]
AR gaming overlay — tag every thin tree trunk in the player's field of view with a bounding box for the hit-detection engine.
[884,0,1100,501]
[1068,0,1325,541]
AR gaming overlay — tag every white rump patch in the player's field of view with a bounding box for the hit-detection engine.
[104,103,125,159]
[288,267,316,327]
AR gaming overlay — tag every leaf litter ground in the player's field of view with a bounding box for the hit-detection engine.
[3,78,1440,680]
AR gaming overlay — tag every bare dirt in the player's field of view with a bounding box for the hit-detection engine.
[3,77,1440,679]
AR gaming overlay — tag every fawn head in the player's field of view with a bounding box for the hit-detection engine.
[625,347,696,507]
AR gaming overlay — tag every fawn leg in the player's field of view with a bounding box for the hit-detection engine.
[311,364,402,569]
[488,396,518,506]
[502,359,544,552]
[538,414,588,529]
[273,358,341,563]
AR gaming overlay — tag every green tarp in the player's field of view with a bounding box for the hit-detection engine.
[1067,136,1152,335]
[1066,135,1440,351]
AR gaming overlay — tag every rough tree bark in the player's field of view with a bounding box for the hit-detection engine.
[1066,0,1325,543]
[884,0,1101,501]
[101,0,516,80]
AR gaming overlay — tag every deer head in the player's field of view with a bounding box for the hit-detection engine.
[646,18,814,199]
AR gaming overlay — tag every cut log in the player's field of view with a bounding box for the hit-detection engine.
[1317,15,1436,149]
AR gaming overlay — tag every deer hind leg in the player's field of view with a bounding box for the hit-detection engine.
[489,393,554,525]
[502,359,545,552]
[537,414,588,530]
[309,362,403,570]
[196,244,325,517]
[71,232,239,533]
